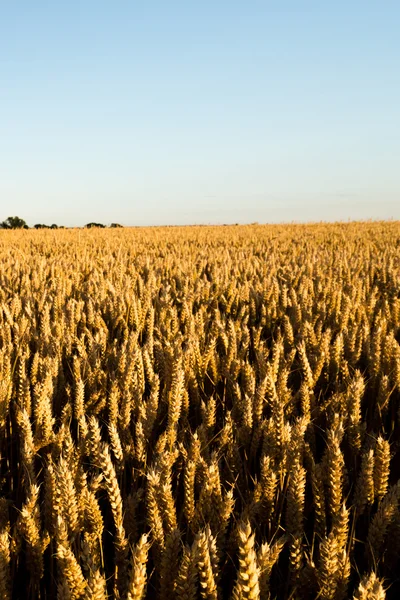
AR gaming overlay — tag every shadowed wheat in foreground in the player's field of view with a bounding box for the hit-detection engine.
[0,222,399,599]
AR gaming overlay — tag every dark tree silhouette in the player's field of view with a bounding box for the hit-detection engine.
[85,222,106,228]
[0,216,29,229]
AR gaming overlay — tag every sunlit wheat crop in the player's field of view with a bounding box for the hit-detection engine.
[0,222,399,599]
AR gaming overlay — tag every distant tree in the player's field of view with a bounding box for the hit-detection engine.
[50,224,58,229]
[85,222,105,228]
[110,223,123,228]
[34,224,48,229]
[0,216,29,229]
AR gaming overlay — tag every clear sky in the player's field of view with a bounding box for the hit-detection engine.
[1,2,399,226]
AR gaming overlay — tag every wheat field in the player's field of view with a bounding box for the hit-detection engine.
[0,222,399,599]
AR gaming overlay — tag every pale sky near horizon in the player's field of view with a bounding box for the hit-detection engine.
[1,2,399,227]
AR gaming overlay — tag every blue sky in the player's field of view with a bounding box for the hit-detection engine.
[1,1,399,226]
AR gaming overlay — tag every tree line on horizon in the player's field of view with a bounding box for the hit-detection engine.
[0,216,123,229]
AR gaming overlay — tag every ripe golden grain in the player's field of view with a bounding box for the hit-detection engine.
[0,222,398,598]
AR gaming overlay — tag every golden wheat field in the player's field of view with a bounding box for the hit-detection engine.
[0,222,399,599]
